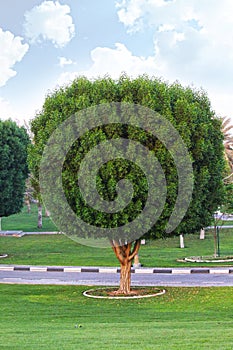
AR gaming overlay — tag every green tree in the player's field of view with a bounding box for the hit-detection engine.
[0,120,29,228]
[29,75,225,294]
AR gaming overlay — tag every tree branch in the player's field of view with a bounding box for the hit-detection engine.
[129,239,141,261]
[110,240,125,265]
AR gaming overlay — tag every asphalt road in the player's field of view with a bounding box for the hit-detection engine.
[1,269,233,287]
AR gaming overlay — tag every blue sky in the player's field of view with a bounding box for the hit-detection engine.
[0,0,233,126]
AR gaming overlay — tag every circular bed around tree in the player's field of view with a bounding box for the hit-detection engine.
[0,254,8,259]
[178,256,233,263]
[83,287,166,299]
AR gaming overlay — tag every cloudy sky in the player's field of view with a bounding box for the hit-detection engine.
[0,0,233,126]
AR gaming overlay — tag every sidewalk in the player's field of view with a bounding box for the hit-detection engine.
[0,231,59,237]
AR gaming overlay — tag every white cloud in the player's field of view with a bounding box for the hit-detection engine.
[158,24,175,32]
[0,97,26,126]
[57,43,159,86]
[23,1,75,48]
[58,56,75,67]
[0,97,15,120]
[55,0,233,122]
[0,28,29,87]
[56,40,233,122]
[116,0,145,31]
[88,43,158,77]
[0,94,46,126]
[115,0,233,119]
[116,0,175,32]
[116,0,233,78]
[209,91,233,119]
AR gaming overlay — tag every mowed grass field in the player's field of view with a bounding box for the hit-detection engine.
[2,203,233,233]
[1,204,57,232]
[1,229,233,267]
[1,206,233,349]
[1,204,233,267]
[0,284,233,350]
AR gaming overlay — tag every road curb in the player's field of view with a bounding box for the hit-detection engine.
[0,265,233,274]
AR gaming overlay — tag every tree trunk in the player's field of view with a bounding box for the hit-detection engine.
[25,198,31,214]
[119,258,132,294]
[38,202,42,228]
[110,239,140,295]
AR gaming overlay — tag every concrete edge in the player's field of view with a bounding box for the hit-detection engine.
[0,265,233,274]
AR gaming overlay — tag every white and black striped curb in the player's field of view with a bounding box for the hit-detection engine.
[0,265,233,274]
[0,231,60,237]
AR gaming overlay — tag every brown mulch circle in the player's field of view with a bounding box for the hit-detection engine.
[83,287,166,299]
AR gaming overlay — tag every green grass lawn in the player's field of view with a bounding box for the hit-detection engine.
[1,207,233,349]
[1,229,233,267]
[1,204,58,232]
[1,204,233,267]
[0,284,233,350]
[2,204,233,233]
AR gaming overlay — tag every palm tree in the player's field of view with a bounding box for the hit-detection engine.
[28,174,43,228]
[221,117,233,183]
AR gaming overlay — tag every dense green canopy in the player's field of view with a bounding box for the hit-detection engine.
[29,75,225,241]
[0,120,29,217]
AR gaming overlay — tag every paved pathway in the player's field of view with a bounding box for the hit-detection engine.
[0,264,233,274]
[0,265,233,287]
[0,231,59,237]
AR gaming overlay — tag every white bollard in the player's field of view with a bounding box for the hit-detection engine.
[180,234,185,248]
[200,228,205,240]
[133,254,141,268]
